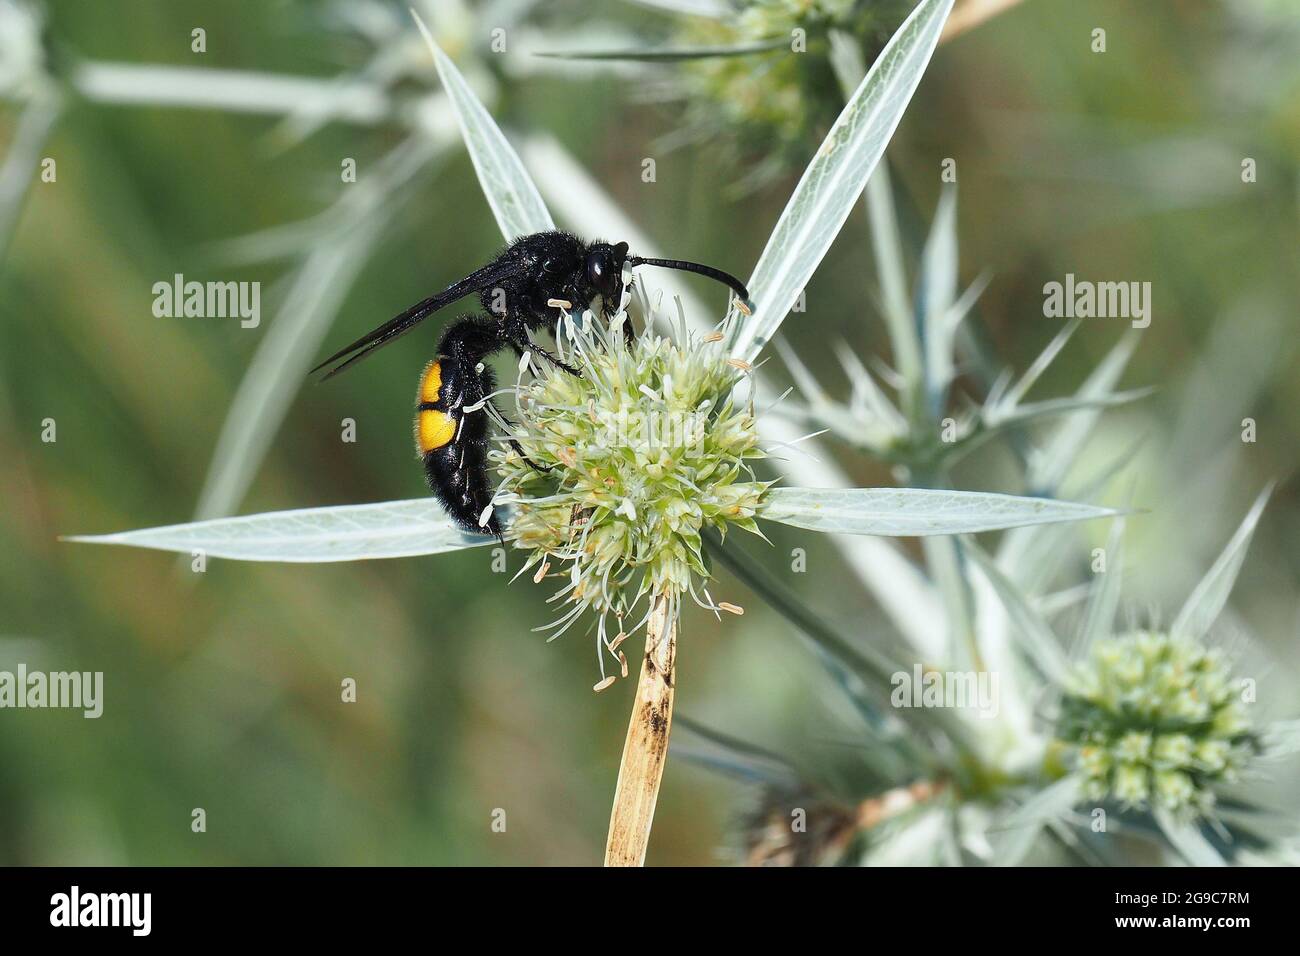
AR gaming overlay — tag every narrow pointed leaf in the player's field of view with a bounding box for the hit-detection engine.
[1029,331,1139,493]
[730,0,954,364]
[967,545,1070,683]
[1078,518,1124,650]
[865,166,920,388]
[1171,484,1272,640]
[917,186,959,412]
[999,320,1080,411]
[984,389,1157,430]
[967,543,1038,736]
[67,499,494,562]
[826,31,920,392]
[536,39,788,61]
[413,11,555,238]
[998,435,1142,594]
[760,487,1119,537]
[950,389,1155,466]
[925,535,979,668]
[834,341,906,431]
[622,0,729,16]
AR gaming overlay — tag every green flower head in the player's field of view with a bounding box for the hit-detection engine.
[674,0,912,181]
[491,305,767,674]
[1057,630,1258,816]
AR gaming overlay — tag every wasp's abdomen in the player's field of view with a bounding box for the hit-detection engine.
[415,359,456,453]
[414,356,499,535]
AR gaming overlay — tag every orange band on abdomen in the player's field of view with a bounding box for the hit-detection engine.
[416,408,456,452]
[418,360,444,405]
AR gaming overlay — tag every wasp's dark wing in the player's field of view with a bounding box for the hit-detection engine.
[311,257,517,380]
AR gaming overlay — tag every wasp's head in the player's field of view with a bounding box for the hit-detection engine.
[584,241,629,317]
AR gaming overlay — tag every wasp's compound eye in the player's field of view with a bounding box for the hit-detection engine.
[585,252,606,286]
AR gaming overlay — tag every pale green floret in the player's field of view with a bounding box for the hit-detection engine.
[1115,731,1151,763]
[1113,763,1149,806]
[1195,739,1230,774]
[1154,770,1196,811]
[1078,745,1110,779]
[1056,630,1258,817]
[494,310,767,660]
[1152,734,1195,770]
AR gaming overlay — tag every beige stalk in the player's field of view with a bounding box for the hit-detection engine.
[603,594,677,867]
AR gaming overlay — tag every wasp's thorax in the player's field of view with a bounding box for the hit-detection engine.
[489,233,629,330]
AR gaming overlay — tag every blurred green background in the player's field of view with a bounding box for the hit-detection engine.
[0,0,1295,865]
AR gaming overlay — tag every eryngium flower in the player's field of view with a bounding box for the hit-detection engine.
[493,308,766,675]
[675,0,912,182]
[1056,631,1257,816]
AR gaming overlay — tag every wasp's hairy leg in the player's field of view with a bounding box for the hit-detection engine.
[509,438,554,474]
[509,334,582,378]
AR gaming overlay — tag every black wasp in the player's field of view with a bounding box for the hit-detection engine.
[312,231,753,536]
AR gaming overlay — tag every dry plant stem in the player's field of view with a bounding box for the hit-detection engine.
[941,0,1025,43]
[604,594,677,867]
[856,779,947,829]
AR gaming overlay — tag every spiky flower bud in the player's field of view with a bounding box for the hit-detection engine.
[492,309,766,677]
[674,0,913,180]
[1056,630,1257,816]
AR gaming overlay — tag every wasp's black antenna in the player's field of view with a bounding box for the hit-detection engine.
[627,256,754,313]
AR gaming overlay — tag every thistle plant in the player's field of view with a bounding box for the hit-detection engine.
[65,0,1143,865]
[26,0,1287,870]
